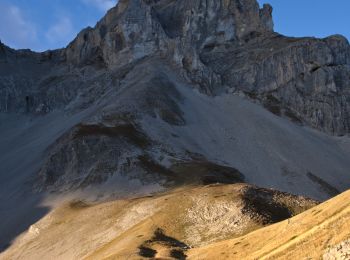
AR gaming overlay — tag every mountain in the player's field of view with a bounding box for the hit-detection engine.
[0,0,350,256]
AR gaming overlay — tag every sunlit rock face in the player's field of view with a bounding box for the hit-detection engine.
[64,0,273,66]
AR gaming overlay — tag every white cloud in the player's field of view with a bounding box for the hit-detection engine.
[0,3,38,49]
[82,0,117,12]
[45,17,75,48]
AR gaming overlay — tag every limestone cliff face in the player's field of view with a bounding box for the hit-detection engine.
[64,0,273,66]
[201,34,350,135]
[0,43,64,113]
[0,0,349,133]
[63,0,273,92]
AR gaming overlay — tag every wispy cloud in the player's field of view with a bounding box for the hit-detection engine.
[0,1,117,51]
[0,3,38,49]
[45,16,75,49]
[82,0,117,12]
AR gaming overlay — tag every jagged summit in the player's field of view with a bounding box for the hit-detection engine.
[64,0,274,66]
[62,0,275,96]
[1,0,349,134]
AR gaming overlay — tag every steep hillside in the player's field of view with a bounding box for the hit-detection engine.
[4,184,348,260]
[0,184,317,259]
[189,188,350,260]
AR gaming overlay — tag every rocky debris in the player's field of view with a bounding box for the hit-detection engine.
[185,193,249,246]
[323,239,350,260]
[138,228,189,259]
[128,184,318,257]
[241,185,319,224]
[181,184,317,247]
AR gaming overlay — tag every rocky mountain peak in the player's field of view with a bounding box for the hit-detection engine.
[1,0,349,134]
[61,0,350,135]
[64,0,274,68]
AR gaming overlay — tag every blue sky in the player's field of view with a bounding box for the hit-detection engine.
[258,0,350,40]
[0,0,118,51]
[0,0,349,52]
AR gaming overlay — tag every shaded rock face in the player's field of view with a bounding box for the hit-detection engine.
[241,185,319,225]
[201,34,350,135]
[1,0,350,195]
[37,122,153,191]
[0,47,62,113]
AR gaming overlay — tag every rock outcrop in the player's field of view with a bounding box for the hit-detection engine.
[64,0,273,67]
[60,0,350,135]
[2,0,349,134]
[201,34,350,135]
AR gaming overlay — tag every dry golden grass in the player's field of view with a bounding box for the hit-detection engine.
[3,184,346,260]
[85,184,258,260]
[188,189,350,260]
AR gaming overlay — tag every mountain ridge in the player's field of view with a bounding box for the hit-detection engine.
[1,0,349,134]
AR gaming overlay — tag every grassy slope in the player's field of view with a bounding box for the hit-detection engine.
[1,183,317,260]
[188,189,350,260]
[5,183,350,259]
[84,184,317,260]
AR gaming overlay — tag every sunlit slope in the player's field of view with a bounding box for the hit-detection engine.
[83,184,317,260]
[188,189,350,260]
[1,184,317,260]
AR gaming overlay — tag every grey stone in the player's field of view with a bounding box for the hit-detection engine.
[1,0,350,193]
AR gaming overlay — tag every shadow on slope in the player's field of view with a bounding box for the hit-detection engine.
[0,198,50,253]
